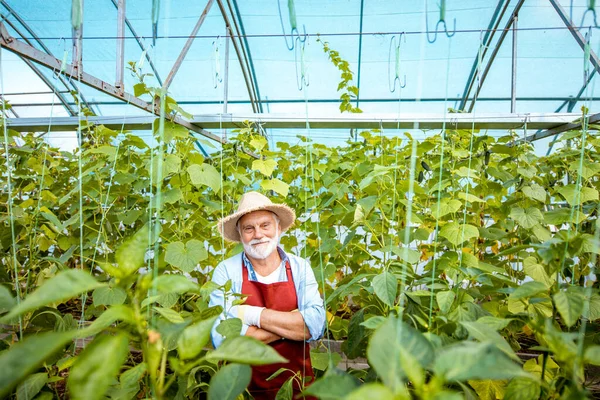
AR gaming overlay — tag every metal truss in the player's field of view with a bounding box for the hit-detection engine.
[5,112,586,134]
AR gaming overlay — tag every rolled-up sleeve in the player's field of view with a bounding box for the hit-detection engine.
[296,259,326,342]
[208,263,248,348]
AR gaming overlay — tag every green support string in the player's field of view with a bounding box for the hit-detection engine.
[71,0,83,30]
[0,43,22,340]
[428,38,453,330]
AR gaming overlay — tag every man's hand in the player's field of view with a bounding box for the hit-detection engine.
[245,326,281,344]
[259,309,312,341]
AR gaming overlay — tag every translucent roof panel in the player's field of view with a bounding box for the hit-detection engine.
[0,0,599,144]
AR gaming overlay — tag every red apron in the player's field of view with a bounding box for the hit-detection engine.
[242,260,315,400]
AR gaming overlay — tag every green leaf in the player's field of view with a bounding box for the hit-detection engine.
[509,281,548,300]
[367,317,434,392]
[275,376,294,400]
[522,184,546,202]
[343,309,365,359]
[557,184,599,206]
[584,345,600,365]
[434,342,531,382]
[77,305,135,337]
[153,307,184,323]
[152,275,200,294]
[162,120,189,143]
[216,318,243,339]
[0,284,16,314]
[439,222,480,246]
[360,315,386,330]
[310,350,342,371]
[522,257,554,287]
[208,363,252,400]
[544,208,586,225]
[252,159,277,176]
[476,316,512,331]
[468,380,507,400]
[206,336,288,365]
[16,372,47,400]
[188,163,221,192]
[391,247,421,264]
[302,373,359,400]
[178,315,219,359]
[260,178,290,197]
[353,204,365,224]
[249,135,268,151]
[458,192,485,203]
[92,286,127,307]
[437,291,455,314]
[504,377,541,400]
[165,239,207,273]
[133,82,149,97]
[553,290,584,327]
[510,207,543,229]
[372,271,397,307]
[531,224,552,242]
[2,270,103,322]
[115,224,151,276]
[431,199,462,219]
[0,330,76,398]
[461,321,519,360]
[68,333,129,400]
[345,383,400,400]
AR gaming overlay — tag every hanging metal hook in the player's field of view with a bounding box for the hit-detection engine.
[278,0,308,50]
[580,0,600,29]
[295,36,309,90]
[426,0,456,43]
[388,33,407,93]
[584,27,592,85]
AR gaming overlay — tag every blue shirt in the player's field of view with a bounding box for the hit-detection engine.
[209,247,326,348]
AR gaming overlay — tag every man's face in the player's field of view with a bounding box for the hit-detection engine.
[238,211,280,260]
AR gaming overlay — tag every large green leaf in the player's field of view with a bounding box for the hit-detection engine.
[16,372,47,400]
[252,158,277,177]
[188,162,221,192]
[153,307,184,323]
[178,315,219,359]
[522,184,546,202]
[439,222,479,246]
[434,342,531,382]
[92,286,127,307]
[431,199,462,219]
[0,284,16,314]
[77,305,135,337]
[206,336,288,365]
[509,281,548,300]
[207,363,252,400]
[522,257,554,287]
[260,178,290,197]
[302,373,359,400]
[584,345,600,365]
[510,207,543,229]
[372,271,397,307]
[165,239,208,273]
[0,330,75,398]
[345,383,403,400]
[216,318,243,339]
[391,247,421,264]
[468,380,507,400]
[557,184,599,206]
[115,224,151,276]
[553,290,584,328]
[343,309,365,359]
[2,270,103,322]
[460,321,519,360]
[68,333,129,400]
[367,316,434,392]
[436,291,455,314]
[152,275,200,294]
[504,377,541,400]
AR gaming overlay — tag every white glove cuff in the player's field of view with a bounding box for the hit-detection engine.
[244,306,265,328]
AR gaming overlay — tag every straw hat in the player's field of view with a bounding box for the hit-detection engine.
[217,191,296,242]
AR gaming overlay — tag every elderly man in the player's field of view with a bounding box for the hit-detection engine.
[209,191,325,399]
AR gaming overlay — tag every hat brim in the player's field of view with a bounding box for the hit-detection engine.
[218,204,296,242]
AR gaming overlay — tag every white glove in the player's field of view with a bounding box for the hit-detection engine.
[234,305,265,328]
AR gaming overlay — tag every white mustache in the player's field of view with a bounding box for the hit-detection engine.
[249,238,271,245]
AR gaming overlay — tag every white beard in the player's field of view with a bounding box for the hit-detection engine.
[243,237,278,260]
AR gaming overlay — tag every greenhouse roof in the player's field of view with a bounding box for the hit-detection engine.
[1,0,599,149]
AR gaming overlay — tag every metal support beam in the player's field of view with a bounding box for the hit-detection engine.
[510,13,517,113]
[109,0,162,86]
[0,22,223,144]
[519,112,600,143]
[0,1,85,115]
[216,0,260,112]
[116,0,125,90]
[163,0,214,90]
[5,112,584,132]
[468,0,525,112]
[459,0,510,111]
[549,0,600,75]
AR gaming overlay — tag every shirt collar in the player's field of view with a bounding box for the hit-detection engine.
[242,246,288,278]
